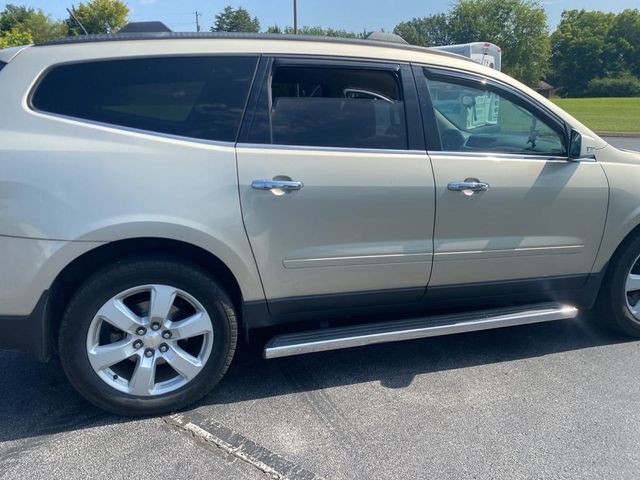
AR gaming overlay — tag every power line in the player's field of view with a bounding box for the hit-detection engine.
[66,6,88,35]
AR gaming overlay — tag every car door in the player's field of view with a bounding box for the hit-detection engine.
[236,57,435,315]
[413,65,608,293]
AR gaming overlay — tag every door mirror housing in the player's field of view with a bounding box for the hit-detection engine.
[568,130,597,161]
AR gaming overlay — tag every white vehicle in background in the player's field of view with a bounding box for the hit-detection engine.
[432,42,502,71]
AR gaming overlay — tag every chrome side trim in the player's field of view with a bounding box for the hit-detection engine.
[236,142,427,156]
[433,245,583,261]
[283,252,432,269]
[428,151,569,162]
[263,302,578,359]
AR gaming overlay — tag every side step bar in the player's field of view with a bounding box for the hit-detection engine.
[263,302,578,359]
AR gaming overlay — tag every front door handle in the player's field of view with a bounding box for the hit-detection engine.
[447,179,490,194]
[251,180,304,192]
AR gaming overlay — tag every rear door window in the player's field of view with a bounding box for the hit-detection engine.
[31,56,258,142]
[249,63,408,150]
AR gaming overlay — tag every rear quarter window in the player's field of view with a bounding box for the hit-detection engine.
[0,61,6,72]
[31,56,258,143]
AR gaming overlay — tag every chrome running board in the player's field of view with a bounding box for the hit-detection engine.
[263,302,578,359]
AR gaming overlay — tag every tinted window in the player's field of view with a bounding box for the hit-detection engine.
[424,75,566,156]
[0,61,6,73]
[252,65,408,149]
[32,56,258,142]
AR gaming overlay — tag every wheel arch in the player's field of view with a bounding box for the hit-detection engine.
[47,237,249,352]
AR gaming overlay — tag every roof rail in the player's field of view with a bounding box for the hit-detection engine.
[33,31,476,65]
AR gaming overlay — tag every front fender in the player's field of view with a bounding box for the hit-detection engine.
[594,150,640,271]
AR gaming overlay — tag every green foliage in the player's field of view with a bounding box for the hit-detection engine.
[0,26,32,48]
[393,14,453,47]
[267,25,364,38]
[211,6,260,33]
[0,4,67,43]
[66,0,129,35]
[585,76,640,98]
[550,10,616,97]
[606,9,640,78]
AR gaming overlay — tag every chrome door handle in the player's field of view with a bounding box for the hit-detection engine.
[447,180,489,193]
[251,180,304,191]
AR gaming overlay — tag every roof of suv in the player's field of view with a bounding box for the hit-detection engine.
[34,31,471,64]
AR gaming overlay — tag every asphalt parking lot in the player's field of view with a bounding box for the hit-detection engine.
[2,136,640,480]
[2,313,640,480]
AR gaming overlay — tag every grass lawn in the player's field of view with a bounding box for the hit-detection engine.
[551,97,640,134]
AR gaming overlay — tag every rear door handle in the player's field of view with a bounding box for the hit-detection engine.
[447,180,489,193]
[251,180,304,191]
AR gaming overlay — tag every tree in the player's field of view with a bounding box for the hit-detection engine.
[393,13,452,46]
[211,6,260,33]
[550,10,616,97]
[267,25,364,38]
[448,0,550,86]
[605,9,640,78]
[0,4,67,43]
[0,26,33,48]
[66,0,129,35]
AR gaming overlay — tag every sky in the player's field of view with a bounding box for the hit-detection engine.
[3,0,638,33]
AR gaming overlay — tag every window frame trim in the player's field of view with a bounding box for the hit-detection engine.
[238,54,425,152]
[414,63,571,158]
[26,53,260,145]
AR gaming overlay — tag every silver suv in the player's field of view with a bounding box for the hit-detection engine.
[2,31,640,416]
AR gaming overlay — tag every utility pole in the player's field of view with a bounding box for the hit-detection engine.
[195,11,201,32]
[293,0,298,34]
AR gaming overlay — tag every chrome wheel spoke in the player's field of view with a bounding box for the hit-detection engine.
[167,312,212,340]
[87,284,214,397]
[149,285,177,323]
[626,274,640,293]
[164,345,202,381]
[88,339,135,371]
[96,299,142,333]
[129,354,157,395]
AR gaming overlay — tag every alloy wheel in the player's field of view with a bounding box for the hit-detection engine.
[85,284,214,396]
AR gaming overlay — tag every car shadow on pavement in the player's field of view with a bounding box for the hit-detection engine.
[201,313,632,407]
[0,314,632,443]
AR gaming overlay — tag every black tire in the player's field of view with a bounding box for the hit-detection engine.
[598,235,640,337]
[58,257,237,416]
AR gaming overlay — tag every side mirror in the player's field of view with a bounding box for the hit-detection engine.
[568,129,597,162]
